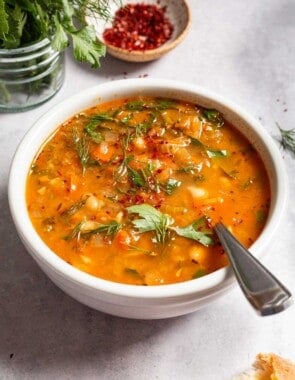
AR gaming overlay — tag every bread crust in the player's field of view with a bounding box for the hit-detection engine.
[233,353,295,380]
[254,353,295,380]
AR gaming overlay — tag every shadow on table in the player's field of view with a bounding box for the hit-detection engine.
[66,47,164,80]
[0,188,184,373]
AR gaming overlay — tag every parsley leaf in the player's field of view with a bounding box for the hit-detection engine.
[51,16,69,51]
[127,204,174,244]
[71,26,106,68]
[0,0,9,38]
[171,216,214,246]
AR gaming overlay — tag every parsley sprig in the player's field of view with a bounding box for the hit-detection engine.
[127,204,214,246]
[127,204,174,244]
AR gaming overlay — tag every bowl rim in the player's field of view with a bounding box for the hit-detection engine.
[8,78,288,300]
[86,0,192,58]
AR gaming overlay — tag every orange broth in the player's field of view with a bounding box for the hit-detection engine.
[26,97,271,285]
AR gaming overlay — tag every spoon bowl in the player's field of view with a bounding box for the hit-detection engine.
[215,223,293,316]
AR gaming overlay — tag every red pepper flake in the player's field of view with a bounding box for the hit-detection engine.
[103,3,174,51]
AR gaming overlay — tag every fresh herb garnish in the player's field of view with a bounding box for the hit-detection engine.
[116,155,160,192]
[277,123,295,154]
[201,108,224,127]
[171,216,214,246]
[190,136,228,158]
[125,100,146,111]
[192,269,207,279]
[124,99,176,112]
[160,178,182,195]
[255,209,266,223]
[127,165,146,187]
[127,204,174,245]
[64,220,122,241]
[124,268,142,277]
[72,129,90,174]
[177,164,202,175]
[206,149,228,158]
[133,113,156,137]
[127,204,214,246]
[84,113,114,143]
[128,245,157,256]
[61,197,88,218]
[220,167,238,179]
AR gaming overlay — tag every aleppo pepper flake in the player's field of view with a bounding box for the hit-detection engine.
[103,3,174,51]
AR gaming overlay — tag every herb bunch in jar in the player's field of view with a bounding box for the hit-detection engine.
[0,0,116,111]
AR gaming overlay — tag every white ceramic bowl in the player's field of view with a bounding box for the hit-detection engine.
[8,79,287,319]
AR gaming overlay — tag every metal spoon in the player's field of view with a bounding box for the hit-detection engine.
[214,223,293,316]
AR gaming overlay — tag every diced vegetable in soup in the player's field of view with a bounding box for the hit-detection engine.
[26,97,270,285]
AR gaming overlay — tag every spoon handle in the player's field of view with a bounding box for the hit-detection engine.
[214,223,293,316]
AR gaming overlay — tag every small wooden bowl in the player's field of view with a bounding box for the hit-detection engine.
[86,0,191,62]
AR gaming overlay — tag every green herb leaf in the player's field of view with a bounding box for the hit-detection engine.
[125,98,176,112]
[189,136,228,158]
[127,166,145,187]
[1,4,27,49]
[133,113,156,137]
[202,108,224,127]
[71,25,106,68]
[125,100,145,111]
[84,114,113,143]
[0,0,9,38]
[220,167,238,179]
[61,197,88,218]
[82,221,122,238]
[72,129,90,174]
[192,269,207,279]
[255,209,266,223]
[161,178,182,195]
[171,216,214,246]
[64,220,122,241]
[63,221,84,241]
[124,268,142,277]
[127,204,174,244]
[51,16,69,51]
[206,149,228,158]
[277,123,295,154]
[177,164,202,175]
[154,98,176,110]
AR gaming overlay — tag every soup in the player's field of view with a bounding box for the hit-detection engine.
[26,97,270,285]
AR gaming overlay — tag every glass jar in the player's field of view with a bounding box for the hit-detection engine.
[0,38,65,112]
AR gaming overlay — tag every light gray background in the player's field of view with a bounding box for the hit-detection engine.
[1,1,295,379]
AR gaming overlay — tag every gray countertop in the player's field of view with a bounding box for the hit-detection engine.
[1,1,295,379]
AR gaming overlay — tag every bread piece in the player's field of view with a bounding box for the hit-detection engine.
[233,353,295,380]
